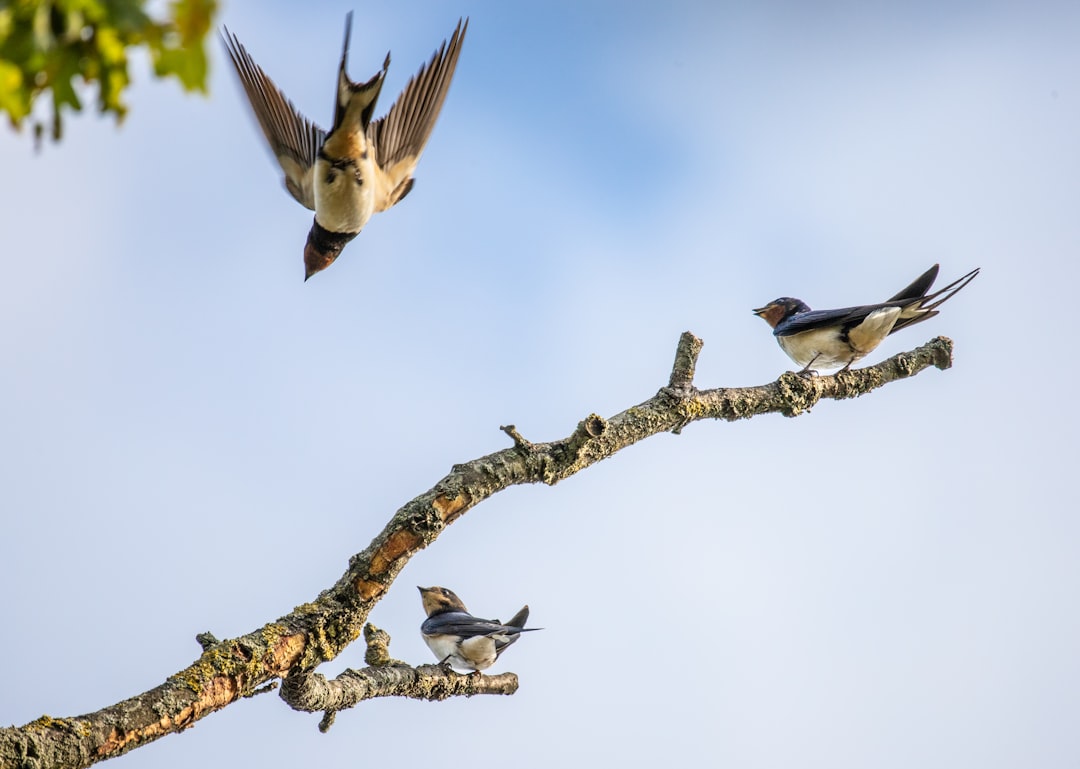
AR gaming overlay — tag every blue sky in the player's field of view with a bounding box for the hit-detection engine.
[2,1,1078,767]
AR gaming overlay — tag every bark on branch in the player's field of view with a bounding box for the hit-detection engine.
[277,623,519,732]
[0,333,955,769]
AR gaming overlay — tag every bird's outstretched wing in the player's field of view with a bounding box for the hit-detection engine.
[368,19,468,212]
[221,28,326,210]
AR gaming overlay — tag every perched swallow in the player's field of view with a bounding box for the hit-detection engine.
[222,14,467,279]
[753,264,979,372]
[418,586,538,672]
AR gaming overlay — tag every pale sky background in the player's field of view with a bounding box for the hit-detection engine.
[2,1,1078,767]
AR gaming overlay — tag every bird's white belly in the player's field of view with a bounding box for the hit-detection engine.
[313,156,376,234]
[778,327,846,369]
[422,634,496,671]
[423,634,460,663]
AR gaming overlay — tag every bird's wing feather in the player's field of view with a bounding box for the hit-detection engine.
[221,28,326,210]
[885,264,939,303]
[422,611,523,639]
[774,305,881,337]
[503,605,529,629]
[368,19,467,212]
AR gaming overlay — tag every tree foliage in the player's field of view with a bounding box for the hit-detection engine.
[0,0,216,145]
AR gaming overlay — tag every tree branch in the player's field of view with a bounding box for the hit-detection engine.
[280,623,517,732]
[0,333,954,769]
[668,331,704,391]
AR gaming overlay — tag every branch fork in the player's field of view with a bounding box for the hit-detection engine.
[278,625,518,732]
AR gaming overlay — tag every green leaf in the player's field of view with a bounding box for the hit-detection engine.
[0,0,218,145]
[154,43,206,92]
[0,58,30,125]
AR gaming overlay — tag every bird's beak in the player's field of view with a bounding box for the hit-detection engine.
[752,306,769,316]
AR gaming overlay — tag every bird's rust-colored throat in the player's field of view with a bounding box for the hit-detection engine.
[753,303,786,329]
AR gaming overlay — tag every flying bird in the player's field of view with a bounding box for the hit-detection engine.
[222,14,467,279]
[418,586,538,672]
[753,264,979,373]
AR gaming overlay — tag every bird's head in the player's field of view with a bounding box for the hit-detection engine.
[753,297,808,329]
[418,586,468,617]
[304,220,356,280]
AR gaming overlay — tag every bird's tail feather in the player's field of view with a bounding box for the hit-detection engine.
[919,267,980,312]
[892,267,979,333]
[332,11,390,131]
